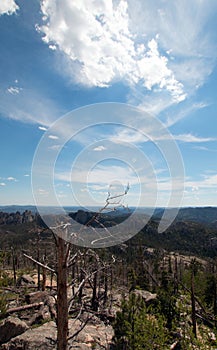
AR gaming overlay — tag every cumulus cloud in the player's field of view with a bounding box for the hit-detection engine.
[0,0,19,16]
[37,0,186,103]
[0,182,6,186]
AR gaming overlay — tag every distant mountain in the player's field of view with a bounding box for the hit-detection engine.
[153,207,217,224]
[0,205,217,224]
[0,205,37,213]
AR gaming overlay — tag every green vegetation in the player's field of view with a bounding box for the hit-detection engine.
[113,293,169,349]
[1,208,217,348]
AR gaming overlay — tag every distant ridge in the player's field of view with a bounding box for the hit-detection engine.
[0,205,37,213]
[0,205,217,224]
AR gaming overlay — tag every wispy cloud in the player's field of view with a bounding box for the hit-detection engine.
[110,128,148,144]
[0,0,19,16]
[108,128,215,145]
[193,146,217,152]
[174,133,216,143]
[56,164,139,186]
[185,173,217,190]
[37,188,49,196]
[0,182,6,186]
[0,86,62,126]
[48,144,61,151]
[48,135,59,140]
[164,102,208,128]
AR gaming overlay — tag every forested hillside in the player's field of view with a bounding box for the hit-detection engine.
[1,209,217,349]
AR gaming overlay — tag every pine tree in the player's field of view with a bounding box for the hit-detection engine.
[113,293,169,349]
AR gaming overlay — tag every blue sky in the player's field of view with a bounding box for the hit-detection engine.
[0,0,217,209]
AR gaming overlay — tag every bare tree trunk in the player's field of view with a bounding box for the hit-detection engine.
[42,267,46,291]
[91,270,98,311]
[191,271,197,338]
[103,268,108,307]
[11,247,17,286]
[37,234,41,291]
[57,236,68,350]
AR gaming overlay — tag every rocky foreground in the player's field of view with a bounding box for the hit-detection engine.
[0,317,114,349]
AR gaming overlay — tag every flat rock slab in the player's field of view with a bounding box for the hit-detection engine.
[0,316,29,344]
[0,321,56,350]
[1,317,114,349]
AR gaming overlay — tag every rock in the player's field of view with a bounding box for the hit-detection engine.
[1,316,114,349]
[73,210,92,225]
[17,274,35,286]
[68,318,114,349]
[27,305,51,326]
[0,316,29,344]
[133,289,157,303]
[25,291,48,304]
[25,292,56,318]
[0,321,56,350]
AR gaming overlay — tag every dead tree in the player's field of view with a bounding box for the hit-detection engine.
[23,183,130,350]
[56,235,69,350]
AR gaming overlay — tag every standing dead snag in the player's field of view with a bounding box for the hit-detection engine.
[56,235,69,350]
[23,183,130,350]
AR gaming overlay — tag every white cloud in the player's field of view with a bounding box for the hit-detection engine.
[108,128,215,145]
[48,144,61,151]
[7,86,22,95]
[48,135,59,140]
[185,174,217,190]
[56,164,139,186]
[38,188,49,195]
[110,128,148,144]
[0,0,19,16]
[38,126,48,131]
[37,0,186,102]
[1,87,61,126]
[0,182,6,186]
[24,174,30,177]
[93,145,106,151]
[193,146,217,152]
[174,133,216,143]
[164,102,208,128]
[7,176,17,181]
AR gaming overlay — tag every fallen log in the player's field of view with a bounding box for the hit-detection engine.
[6,302,44,315]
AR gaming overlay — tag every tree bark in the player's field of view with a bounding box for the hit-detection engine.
[57,236,68,350]
[6,302,43,315]
[191,271,197,338]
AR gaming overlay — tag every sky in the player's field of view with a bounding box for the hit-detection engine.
[0,0,217,209]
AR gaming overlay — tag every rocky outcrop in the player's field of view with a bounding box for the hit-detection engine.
[0,321,56,350]
[133,289,157,303]
[0,317,29,345]
[0,318,114,350]
[0,210,36,226]
[16,274,35,286]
